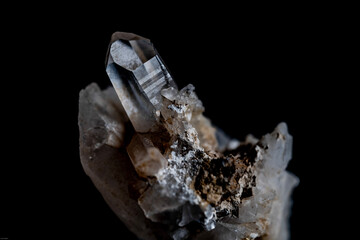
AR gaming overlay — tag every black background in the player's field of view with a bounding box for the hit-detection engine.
[0,4,356,240]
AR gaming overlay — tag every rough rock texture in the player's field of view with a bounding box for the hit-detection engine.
[78,32,299,240]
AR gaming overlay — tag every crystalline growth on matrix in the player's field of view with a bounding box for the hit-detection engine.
[78,32,299,240]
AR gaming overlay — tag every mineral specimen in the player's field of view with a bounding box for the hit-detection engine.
[78,32,299,240]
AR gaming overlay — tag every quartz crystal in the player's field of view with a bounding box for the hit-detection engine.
[78,32,299,240]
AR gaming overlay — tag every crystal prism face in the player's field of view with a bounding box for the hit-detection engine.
[79,32,299,240]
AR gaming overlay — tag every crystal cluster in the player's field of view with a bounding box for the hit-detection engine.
[78,32,299,240]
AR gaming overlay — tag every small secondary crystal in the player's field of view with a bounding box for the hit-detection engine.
[78,32,299,240]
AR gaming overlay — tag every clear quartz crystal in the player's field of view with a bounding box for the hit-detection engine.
[127,133,167,177]
[79,32,299,240]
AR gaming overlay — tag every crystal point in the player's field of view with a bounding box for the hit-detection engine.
[106,32,177,133]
